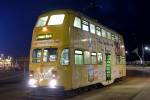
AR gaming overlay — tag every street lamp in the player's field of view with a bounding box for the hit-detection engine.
[142,45,150,65]
[144,46,150,52]
[144,46,149,50]
[125,51,128,54]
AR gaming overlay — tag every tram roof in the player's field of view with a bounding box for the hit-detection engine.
[39,9,123,39]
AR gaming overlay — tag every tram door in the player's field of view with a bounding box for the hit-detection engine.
[106,53,111,81]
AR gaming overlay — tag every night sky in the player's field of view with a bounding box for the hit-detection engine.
[0,0,149,60]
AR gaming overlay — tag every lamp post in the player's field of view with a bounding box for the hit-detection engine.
[142,45,150,65]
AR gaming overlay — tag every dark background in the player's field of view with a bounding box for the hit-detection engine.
[0,0,149,61]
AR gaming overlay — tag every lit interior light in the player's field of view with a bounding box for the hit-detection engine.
[42,27,48,32]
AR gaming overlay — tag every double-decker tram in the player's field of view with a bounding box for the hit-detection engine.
[28,9,126,97]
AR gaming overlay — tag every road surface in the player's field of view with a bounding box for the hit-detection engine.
[0,66,150,100]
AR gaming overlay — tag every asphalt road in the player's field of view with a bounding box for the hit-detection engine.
[1,66,150,100]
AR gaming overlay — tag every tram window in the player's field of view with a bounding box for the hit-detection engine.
[98,53,103,64]
[115,35,118,42]
[102,29,106,38]
[122,56,126,64]
[74,17,81,28]
[119,38,121,43]
[90,24,95,34]
[96,27,101,36]
[107,32,111,40]
[82,20,89,32]
[43,48,58,62]
[36,16,48,27]
[91,53,97,64]
[111,34,115,41]
[116,56,121,64]
[48,14,65,25]
[32,49,42,63]
[61,49,69,65]
[75,50,83,65]
[84,51,91,64]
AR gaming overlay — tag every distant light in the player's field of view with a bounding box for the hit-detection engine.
[125,51,128,54]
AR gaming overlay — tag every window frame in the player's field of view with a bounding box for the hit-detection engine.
[60,48,70,66]
[91,52,97,65]
[90,23,95,34]
[82,20,89,32]
[32,48,42,63]
[96,26,102,36]
[84,51,91,64]
[73,16,81,29]
[111,34,115,41]
[101,29,106,38]
[48,14,65,25]
[74,50,83,65]
[107,32,111,40]
[97,52,103,65]
[36,16,49,27]
[42,48,58,62]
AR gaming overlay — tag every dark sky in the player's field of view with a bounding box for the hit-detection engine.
[0,0,149,58]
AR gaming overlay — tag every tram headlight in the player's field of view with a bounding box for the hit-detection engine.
[28,78,37,87]
[49,79,57,88]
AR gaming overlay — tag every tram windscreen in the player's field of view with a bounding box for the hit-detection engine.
[43,48,58,62]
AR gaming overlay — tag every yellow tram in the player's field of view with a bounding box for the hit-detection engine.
[28,9,126,91]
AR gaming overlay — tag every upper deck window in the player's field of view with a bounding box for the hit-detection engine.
[82,20,89,32]
[102,29,106,38]
[74,17,81,28]
[115,35,118,42]
[48,14,65,25]
[111,34,115,41]
[90,24,95,34]
[96,27,101,36]
[36,16,48,27]
[107,32,111,40]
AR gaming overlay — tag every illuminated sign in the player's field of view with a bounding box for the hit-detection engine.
[33,40,61,47]
[36,33,52,40]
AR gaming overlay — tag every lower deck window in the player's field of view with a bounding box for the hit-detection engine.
[43,48,58,62]
[75,50,83,65]
[84,51,91,64]
[61,49,69,65]
[32,49,42,63]
[91,53,97,64]
[98,52,103,64]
